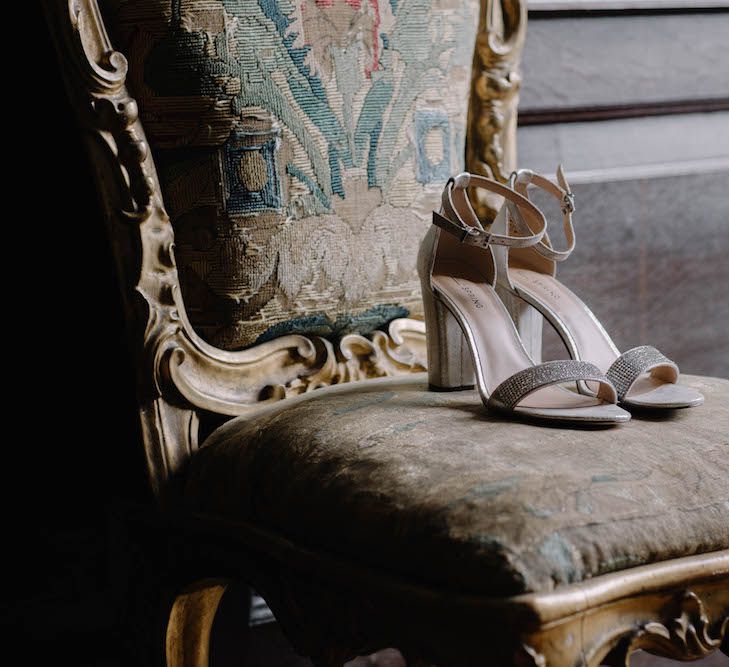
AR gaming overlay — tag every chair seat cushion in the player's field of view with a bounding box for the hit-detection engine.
[182,374,729,596]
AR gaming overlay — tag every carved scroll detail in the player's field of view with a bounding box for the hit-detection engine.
[607,590,728,665]
[283,319,427,399]
[466,0,527,220]
[165,316,426,417]
[514,644,546,667]
[521,580,728,667]
[48,0,189,491]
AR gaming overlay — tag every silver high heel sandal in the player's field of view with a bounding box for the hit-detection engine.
[418,172,629,424]
[492,166,703,410]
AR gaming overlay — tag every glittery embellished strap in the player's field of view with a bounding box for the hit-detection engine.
[606,346,679,401]
[488,360,617,410]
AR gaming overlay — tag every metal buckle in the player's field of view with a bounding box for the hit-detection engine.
[562,191,576,215]
[460,225,481,242]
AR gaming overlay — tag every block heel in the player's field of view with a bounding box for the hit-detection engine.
[424,293,475,391]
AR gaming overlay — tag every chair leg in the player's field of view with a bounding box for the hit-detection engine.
[165,579,229,667]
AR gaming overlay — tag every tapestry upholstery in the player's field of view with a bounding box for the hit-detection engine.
[183,375,729,596]
[102,0,480,349]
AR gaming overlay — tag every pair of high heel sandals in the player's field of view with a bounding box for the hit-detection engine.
[419,167,704,424]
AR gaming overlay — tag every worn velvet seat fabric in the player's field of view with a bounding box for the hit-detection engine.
[183,374,729,597]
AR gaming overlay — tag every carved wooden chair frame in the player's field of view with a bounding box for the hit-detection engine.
[45,1,728,665]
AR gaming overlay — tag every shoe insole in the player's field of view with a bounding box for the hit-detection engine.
[510,268,668,400]
[432,261,605,410]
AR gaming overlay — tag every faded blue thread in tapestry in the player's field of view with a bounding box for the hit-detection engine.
[390,420,427,433]
[328,146,345,198]
[367,120,383,187]
[466,477,519,499]
[258,313,334,342]
[223,130,281,214]
[286,164,330,209]
[453,122,465,172]
[253,304,409,345]
[248,0,351,197]
[355,78,394,187]
[575,490,593,515]
[254,0,292,48]
[144,0,476,218]
[254,0,326,101]
[415,108,451,184]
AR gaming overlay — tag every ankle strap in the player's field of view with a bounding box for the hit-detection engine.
[508,165,576,262]
[434,172,547,249]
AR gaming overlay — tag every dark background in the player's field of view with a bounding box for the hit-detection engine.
[7,6,149,663]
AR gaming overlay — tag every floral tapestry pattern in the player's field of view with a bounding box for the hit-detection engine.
[103,0,480,348]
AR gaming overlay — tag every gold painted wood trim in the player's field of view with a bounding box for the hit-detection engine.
[522,549,729,623]
[165,580,229,667]
[165,315,426,417]
[521,586,728,666]
[467,0,527,220]
[178,510,729,666]
[518,551,729,666]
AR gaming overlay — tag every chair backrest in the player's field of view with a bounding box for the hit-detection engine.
[45,0,525,497]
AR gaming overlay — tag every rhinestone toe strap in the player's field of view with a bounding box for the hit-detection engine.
[606,345,679,401]
[489,360,617,411]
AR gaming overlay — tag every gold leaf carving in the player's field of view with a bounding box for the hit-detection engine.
[602,590,728,667]
[630,591,725,660]
[466,0,526,220]
[166,319,426,416]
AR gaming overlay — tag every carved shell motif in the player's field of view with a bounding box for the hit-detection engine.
[612,591,727,665]
[519,589,728,667]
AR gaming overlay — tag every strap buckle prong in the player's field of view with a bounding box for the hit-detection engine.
[460,225,481,242]
[562,191,576,215]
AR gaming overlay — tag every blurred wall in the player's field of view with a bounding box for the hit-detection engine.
[517,7,729,378]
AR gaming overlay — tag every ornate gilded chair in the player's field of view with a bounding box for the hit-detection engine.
[45,0,728,665]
